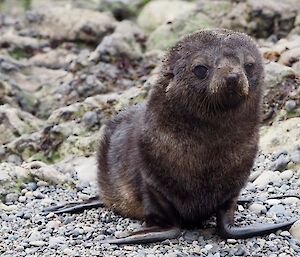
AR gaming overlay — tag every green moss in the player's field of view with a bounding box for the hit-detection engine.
[9,48,32,60]
[29,152,50,163]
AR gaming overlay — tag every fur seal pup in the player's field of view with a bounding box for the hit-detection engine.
[44,29,298,244]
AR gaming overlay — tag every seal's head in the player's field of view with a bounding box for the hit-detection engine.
[161,29,264,115]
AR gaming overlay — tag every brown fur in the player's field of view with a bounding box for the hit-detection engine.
[96,29,264,228]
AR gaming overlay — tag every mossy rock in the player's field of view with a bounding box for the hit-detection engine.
[147,11,215,51]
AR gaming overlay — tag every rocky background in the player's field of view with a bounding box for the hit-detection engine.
[0,0,300,256]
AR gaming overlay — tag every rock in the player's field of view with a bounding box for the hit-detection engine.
[147,11,215,50]
[290,150,300,163]
[285,100,297,112]
[23,7,116,42]
[0,104,43,145]
[137,0,195,32]
[264,62,295,93]
[249,203,267,214]
[266,199,281,206]
[268,204,286,215]
[46,220,61,229]
[0,203,18,212]
[48,236,66,248]
[221,0,298,38]
[279,170,294,180]
[290,220,300,240]
[0,30,49,52]
[82,111,99,128]
[21,161,70,184]
[271,154,290,171]
[29,240,47,247]
[259,118,300,154]
[282,197,300,205]
[89,20,145,62]
[6,154,22,165]
[253,170,282,189]
[279,47,300,67]
[5,193,19,203]
[29,48,76,69]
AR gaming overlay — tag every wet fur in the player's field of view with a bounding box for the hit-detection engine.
[97,29,264,229]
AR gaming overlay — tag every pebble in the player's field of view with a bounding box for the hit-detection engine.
[5,193,19,203]
[18,196,27,203]
[0,203,18,212]
[46,220,61,229]
[82,111,98,128]
[48,236,66,248]
[29,240,47,247]
[279,170,294,180]
[282,197,300,205]
[290,220,300,240]
[253,170,282,189]
[227,239,237,244]
[268,204,286,215]
[249,203,267,214]
[266,199,281,206]
[285,100,297,112]
[290,150,300,163]
[272,155,290,171]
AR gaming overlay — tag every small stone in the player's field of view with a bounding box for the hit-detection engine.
[37,181,49,187]
[0,202,18,211]
[205,244,213,251]
[249,203,267,214]
[5,193,19,203]
[272,155,290,171]
[18,196,27,203]
[290,150,300,163]
[265,199,281,206]
[184,231,199,242]
[227,239,237,244]
[26,182,38,191]
[282,197,300,205]
[82,111,98,128]
[290,220,300,240]
[234,247,246,256]
[253,170,282,189]
[63,248,76,255]
[46,220,61,229]
[48,236,66,248]
[29,241,47,247]
[285,100,297,112]
[25,191,33,198]
[114,231,129,239]
[280,231,291,237]
[28,230,42,242]
[6,154,22,165]
[279,170,294,180]
[268,204,286,215]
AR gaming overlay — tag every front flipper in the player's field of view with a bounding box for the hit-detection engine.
[43,196,104,215]
[217,198,297,239]
[100,226,181,245]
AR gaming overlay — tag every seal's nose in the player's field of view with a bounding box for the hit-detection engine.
[226,74,239,85]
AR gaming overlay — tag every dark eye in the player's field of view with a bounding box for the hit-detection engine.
[244,63,254,74]
[193,65,208,79]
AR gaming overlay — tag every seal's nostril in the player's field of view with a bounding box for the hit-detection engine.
[226,74,239,84]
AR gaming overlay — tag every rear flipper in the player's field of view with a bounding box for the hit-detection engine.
[43,196,104,215]
[217,198,298,239]
[100,226,181,245]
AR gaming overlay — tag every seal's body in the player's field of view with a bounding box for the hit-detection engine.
[97,29,263,228]
[46,29,297,244]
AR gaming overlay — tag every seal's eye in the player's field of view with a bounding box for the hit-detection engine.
[193,65,208,79]
[244,63,254,74]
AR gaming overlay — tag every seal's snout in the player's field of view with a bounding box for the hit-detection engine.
[225,73,239,86]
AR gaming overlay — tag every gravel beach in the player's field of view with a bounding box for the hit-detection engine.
[1,0,300,256]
